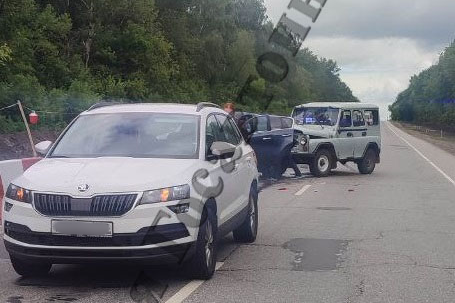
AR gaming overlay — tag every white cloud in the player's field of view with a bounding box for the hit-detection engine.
[305,37,441,118]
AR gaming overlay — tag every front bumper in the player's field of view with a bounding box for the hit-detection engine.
[4,239,195,264]
[2,195,201,264]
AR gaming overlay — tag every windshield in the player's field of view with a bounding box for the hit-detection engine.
[50,113,199,159]
[292,107,340,126]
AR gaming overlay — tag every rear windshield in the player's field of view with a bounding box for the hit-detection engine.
[50,113,200,159]
[292,107,340,126]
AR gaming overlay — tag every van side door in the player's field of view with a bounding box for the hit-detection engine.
[336,110,355,159]
[351,110,370,158]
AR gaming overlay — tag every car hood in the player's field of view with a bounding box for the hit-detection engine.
[14,158,200,196]
[293,125,336,138]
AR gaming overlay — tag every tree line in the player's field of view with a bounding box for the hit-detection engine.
[0,0,357,132]
[390,40,455,130]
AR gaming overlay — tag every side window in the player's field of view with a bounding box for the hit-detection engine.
[216,114,240,145]
[352,110,365,127]
[270,116,282,130]
[206,115,221,154]
[364,110,379,126]
[340,110,352,128]
[281,117,293,129]
[227,116,243,144]
[256,116,269,132]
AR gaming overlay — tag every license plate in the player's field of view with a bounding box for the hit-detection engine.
[52,220,113,237]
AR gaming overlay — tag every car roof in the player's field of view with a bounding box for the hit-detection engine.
[80,103,227,116]
[294,102,379,110]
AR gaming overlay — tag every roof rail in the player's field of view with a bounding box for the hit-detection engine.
[87,102,121,111]
[196,102,221,112]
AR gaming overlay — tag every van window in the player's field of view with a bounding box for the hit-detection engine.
[340,111,352,127]
[364,110,379,126]
[352,110,365,127]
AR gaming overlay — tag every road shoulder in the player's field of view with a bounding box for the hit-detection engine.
[391,121,455,156]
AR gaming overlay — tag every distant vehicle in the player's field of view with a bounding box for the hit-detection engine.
[2,102,259,280]
[238,113,295,178]
[291,102,381,177]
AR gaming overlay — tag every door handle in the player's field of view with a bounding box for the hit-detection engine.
[347,132,353,137]
[362,132,367,137]
[262,137,272,141]
[281,134,292,137]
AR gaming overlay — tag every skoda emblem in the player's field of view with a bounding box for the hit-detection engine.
[77,184,90,192]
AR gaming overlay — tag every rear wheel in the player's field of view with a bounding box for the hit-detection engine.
[358,148,377,174]
[186,208,217,280]
[10,257,51,277]
[233,187,258,243]
[309,149,333,177]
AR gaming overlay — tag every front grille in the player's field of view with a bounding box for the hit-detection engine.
[4,221,190,247]
[34,193,137,216]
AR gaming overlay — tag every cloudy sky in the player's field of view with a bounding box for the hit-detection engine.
[264,0,455,118]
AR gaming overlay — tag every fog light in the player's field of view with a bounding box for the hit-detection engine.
[168,203,190,214]
[4,202,13,212]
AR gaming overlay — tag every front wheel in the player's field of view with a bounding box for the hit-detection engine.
[186,208,217,280]
[309,149,333,177]
[233,188,258,243]
[358,149,377,174]
[10,256,51,277]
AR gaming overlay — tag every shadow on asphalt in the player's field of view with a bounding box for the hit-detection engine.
[258,167,360,192]
[13,237,237,291]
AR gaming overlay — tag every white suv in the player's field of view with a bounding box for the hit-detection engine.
[2,102,259,279]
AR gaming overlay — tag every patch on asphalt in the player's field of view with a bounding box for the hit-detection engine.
[316,207,352,211]
[283,239,349,271]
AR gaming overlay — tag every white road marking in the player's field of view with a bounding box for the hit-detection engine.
[387,122,455,187]
[165,262,224,303]
[295,185,311,196]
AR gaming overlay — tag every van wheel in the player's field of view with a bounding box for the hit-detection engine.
[358,149,377,174]
[186,208,217,280]
[233,187,258,243]
[10,256,51,277]
[309,149,333,177]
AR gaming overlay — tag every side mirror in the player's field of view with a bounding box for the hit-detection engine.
[35,141,52,156]
[210,141,236,159]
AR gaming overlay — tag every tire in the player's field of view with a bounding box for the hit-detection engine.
[309,149,333,177]
[233,187,258,243]
[10,256,51,277]
[186,208,217,280]
[358,148,377,174]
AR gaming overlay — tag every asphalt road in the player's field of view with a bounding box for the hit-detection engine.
[1,121,455,303]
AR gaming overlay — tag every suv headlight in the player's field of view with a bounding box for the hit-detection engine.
[300,136,308,146]
[140,184,190,205]
[5,184,33,203]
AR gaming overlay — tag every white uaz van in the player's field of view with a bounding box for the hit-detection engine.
[291,102,381,177]
[2,102,259,279]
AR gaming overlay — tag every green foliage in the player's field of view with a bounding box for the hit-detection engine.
[1,0,357,133]
[391,40,455,128]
